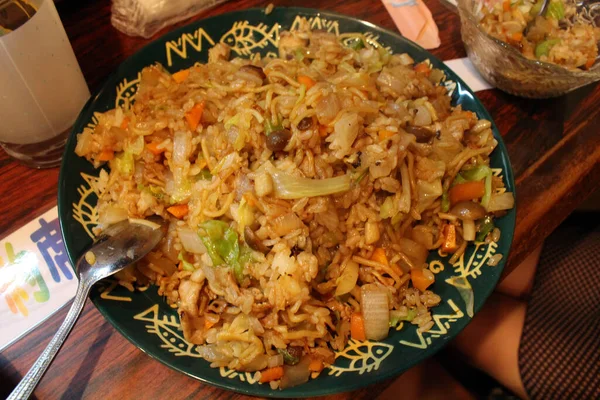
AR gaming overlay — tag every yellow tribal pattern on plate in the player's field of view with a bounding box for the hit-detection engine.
[70,15,504,383]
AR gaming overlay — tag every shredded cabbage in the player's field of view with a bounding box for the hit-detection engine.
[178,251,195,271]
[198,220,250,283]
[389,307,417,327]
[114,151,134,176]
[270,172,351,199]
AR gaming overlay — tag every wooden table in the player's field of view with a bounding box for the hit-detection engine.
[1,0,598,398]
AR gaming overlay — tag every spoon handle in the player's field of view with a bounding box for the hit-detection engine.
[7,279,93,400]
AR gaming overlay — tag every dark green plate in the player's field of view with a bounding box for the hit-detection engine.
[58,7,516,398]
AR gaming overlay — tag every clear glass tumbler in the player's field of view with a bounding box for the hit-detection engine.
[0,0,90,168]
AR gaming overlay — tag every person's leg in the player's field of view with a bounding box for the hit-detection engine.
[377,357,476,400]
[495,245,542,300]
[452,293,528,399]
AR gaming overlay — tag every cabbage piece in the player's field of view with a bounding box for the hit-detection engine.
[165,174,192,204]
[446,276,474,317]
[178,251,195,271]
[199,220,238,267]
[114,151,134,176]
[346,37,365,50]
[389,307,417,327]
[270,172,351,200]
[487,192,515,212]
[198,220,248,283]
[327,112,360,159]
[128,135,144,155]
[380,196,397,219]
[545,0,564,19]
[398,162,411,214]
[416,179,443,210]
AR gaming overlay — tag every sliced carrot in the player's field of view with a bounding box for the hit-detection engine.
[503,0,510,11]
[441,224,458,253]
[172,69,190,83]
[243,192,257,207]
[298,75,316,89]
[448,180,485,205]
[185,101,205,131]
[146,142,165,155]
[370,247,389,266]
[585,58,595,70]
[411,268,435,292]
[350,312,367,341]
[259,366,284,383]
[414,62,431,77]
[510,32,523,42]
[97,149,114,161]
[308,358,324,372]
[167,204,189,219]
[120,117,130,130]
[378,129,396,141]
[204,318,217,331]
[319,125,329,137]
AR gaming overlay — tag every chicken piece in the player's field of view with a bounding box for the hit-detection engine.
[178,279,202,317]
[179,310,205,344]
[278,31,308,59]
[208,43,231,63]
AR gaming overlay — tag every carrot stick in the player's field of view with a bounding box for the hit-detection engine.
[448,180,485,204]
[511,32,523,42]
[411,268,435,291]
[185,101,205,131]
[98,149,114,161]
[585,58,595,70]
[319,125,329,137]
[378,129,396,141]
[120,117,130,130]
[298,75,316,89]
[370,248,389,266]
[146,142,165,155]
[204,318,217,330]
[260,366,284,383]
[308,358,324,372]
[351,312,367,341]
[172,69,190,83]
[167,204,189,218]
[414,62,431,77]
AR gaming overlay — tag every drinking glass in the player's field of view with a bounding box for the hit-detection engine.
[0,0,90,168]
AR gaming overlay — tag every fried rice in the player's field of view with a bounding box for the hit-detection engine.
[75,23,515,388]
[478,0,600,69]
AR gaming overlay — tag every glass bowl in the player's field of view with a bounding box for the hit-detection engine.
[453,0,600,98]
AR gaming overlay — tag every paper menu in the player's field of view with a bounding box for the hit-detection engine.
[0,206,77,351]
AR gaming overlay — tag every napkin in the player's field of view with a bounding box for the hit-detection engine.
[381,0,441,49]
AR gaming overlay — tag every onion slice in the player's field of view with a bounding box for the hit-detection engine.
[360,284,390,340]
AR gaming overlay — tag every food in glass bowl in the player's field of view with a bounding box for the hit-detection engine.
[478,0,600,70]
[75,25,514,389]
[454,0,600,97]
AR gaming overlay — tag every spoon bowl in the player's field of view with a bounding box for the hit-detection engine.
[77,216,167,284]
[8,217,167,400]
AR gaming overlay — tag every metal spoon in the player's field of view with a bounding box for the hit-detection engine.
[524,0,551,36]
[7,217,167,400]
